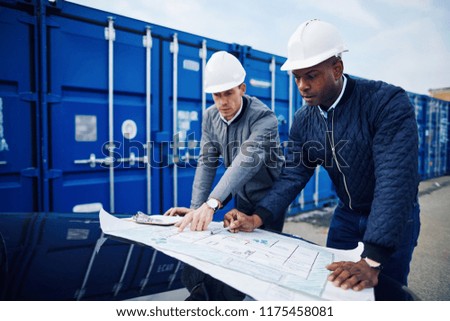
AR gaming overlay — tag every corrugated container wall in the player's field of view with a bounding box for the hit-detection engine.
[408,93,449,180]
[1,0,449,218]
[0,1,39,212]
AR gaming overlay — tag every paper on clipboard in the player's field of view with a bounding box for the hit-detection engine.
[133,212,181,226]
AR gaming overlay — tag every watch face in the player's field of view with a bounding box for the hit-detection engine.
[207,198,219,209]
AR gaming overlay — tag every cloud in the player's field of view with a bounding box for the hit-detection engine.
[375,0,434,11]
[303,0,381,29]
[345,16,450,93]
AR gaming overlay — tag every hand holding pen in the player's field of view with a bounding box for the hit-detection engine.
[223,209,263,233]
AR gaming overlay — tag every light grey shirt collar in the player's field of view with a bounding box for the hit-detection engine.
[219,98,243,125]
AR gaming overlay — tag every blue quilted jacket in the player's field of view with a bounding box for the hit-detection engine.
[256,75,419,263]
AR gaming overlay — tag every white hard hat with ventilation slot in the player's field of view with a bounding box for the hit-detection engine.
[204,51,246,93]
[281,19,348,71]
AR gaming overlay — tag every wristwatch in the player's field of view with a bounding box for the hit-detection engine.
[206,198,220,213]
[363,257,383,271]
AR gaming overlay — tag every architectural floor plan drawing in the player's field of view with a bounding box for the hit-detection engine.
[99,208,374,300]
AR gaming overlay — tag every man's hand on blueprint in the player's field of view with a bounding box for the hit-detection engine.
[175,203,214,232]
[223,209,263,233]
[164,207,191,217]
[326,259,380,291]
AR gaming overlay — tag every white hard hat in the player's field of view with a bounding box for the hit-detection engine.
[204,51,246,93]
[280,19,348,71]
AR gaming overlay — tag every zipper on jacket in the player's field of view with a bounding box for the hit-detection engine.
[322,109,353,210]
[226,124,232,166]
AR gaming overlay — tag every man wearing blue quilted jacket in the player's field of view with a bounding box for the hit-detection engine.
[224,19,420,297]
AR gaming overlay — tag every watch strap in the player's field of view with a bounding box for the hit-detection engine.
[363,257,383,270]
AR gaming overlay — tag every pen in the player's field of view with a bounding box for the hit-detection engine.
[210,226,230,235]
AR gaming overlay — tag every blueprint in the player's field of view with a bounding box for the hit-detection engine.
[99,208,374,300]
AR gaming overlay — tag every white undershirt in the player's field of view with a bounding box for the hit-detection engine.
[219,98,244,125]
[318,75,347,119]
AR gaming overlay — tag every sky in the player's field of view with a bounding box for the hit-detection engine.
[68,0,450,96]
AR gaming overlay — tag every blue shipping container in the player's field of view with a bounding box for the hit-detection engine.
[0,2,39,212]
[0,212,184,300]
[409,93,449,180]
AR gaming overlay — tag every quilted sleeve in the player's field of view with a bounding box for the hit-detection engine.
[255,109,316,226]
[362,87,419,264]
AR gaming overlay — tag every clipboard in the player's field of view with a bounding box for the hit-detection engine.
[132,212,181,226]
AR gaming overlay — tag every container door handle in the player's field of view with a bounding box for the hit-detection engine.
[74,153,113,167]
[180,153,199,162]
[179,140,200,162]
[117,152,147,166]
